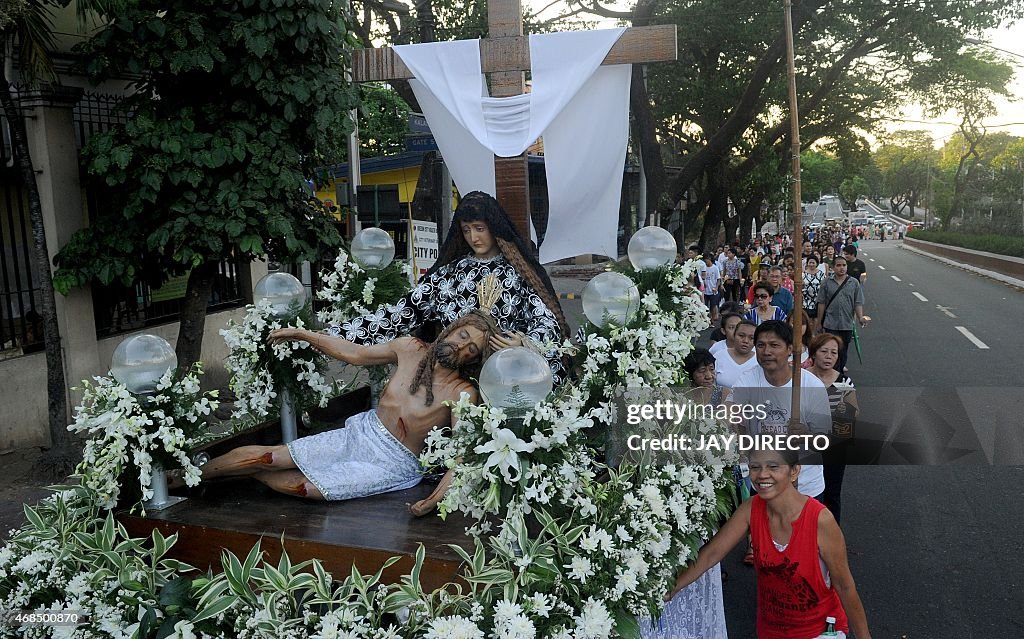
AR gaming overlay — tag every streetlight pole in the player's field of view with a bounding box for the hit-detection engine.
[964,37,1024,61]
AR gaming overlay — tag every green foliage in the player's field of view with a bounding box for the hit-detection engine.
[875,130,937,213]
[0,484,200,636]
[0,0,26,32]
[907,229,1024,257]
[839,175,869,209]
[913,49,1015,121]
[618,0,1024,238]
[359,83,411,158]
[800,151,843,201]
[53,0,360,294]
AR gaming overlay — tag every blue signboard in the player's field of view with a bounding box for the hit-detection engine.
[407,134,438,153]
[408,112,431,134]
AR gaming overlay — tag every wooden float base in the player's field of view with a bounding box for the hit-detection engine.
[117,388,474,591]
[117,479,474,591]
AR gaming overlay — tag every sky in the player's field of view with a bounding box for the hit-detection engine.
[893,24,1024,147]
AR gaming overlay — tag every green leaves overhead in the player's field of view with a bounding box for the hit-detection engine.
[54,0,360,292]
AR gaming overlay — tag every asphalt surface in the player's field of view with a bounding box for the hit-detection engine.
[549,245,1024,638]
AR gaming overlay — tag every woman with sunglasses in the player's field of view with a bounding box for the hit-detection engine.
[745,283,787,326]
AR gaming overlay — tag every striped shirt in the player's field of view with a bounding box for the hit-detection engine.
[745,306,787,326]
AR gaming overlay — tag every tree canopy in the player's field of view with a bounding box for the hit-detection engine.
[53,0,359,368]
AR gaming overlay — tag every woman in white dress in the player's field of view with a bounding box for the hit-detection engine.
[641,350,729,639]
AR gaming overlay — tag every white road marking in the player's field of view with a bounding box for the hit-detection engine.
[891,276,902,282]
[912,292,929,302]
[869,258,876,262]
[955,326,989,350]
[878,265,886,270]
[936,305,957,319]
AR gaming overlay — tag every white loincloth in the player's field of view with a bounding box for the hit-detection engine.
[287,409,423,501]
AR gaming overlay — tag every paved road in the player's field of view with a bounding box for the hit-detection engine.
[550,248,1024,637]
[849,241,1024,466]
[806,196,843,225]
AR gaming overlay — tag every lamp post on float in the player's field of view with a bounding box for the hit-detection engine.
[349,228,397,406]
[254,272,308,443]
[110,334,183,510]
[350,227,397,269]
[581,272,640,330]
[627,225,677,270]
[478,346,553,514]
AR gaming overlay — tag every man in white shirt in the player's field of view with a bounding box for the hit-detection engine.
[729,320,832,499]
[700,255,723,322]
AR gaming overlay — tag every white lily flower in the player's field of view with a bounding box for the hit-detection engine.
[474,428,535,483]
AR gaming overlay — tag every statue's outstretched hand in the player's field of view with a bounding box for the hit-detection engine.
[409,468,454,517]
[268,328,307,345]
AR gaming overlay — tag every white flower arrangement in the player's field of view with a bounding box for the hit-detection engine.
[316,247,412,327]
[68,365,218,509]
[221,300,333,422]
[413,260,736,634]
[1,257,739,639]
[0,486,199,639]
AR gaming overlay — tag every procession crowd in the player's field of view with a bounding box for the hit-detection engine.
[655,223,875,638]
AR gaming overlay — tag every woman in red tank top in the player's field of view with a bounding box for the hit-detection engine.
[668,449,872,639]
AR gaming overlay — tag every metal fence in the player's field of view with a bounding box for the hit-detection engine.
[0,88,249,358]
[0,168,40,358]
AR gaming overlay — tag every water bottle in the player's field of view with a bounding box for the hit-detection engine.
[822,616,838,637]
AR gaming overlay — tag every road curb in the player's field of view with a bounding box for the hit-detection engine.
[901,244,1024,290]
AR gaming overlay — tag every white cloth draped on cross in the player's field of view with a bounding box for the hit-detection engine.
[394,28,631,264]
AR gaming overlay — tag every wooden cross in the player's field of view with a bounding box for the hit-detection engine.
[352,0,677,243]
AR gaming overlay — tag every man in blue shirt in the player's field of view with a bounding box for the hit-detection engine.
[768,266,794,316]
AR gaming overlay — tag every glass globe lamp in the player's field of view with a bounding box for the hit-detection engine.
[350,228,396,269]
[110,334,178,395]
[627,225,677,270]
[478,347,553,413]
[582,272,640,328]
[253,272,307,318]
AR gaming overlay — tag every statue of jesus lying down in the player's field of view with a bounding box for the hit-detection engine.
[173,310,499,515]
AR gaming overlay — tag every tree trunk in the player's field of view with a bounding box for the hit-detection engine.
[628,49,670,225]
[615,0,677,226]
[736,192,764,245]
[174,261,218,374]
[723,208,739,246]
[684,191,708,240]
[700,168,728,253]
[947,160,968,231]
[0,80,72,463]
[413,0,437,44]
